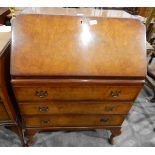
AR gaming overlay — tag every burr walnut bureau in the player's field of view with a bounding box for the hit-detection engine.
[0,31,24,145]
[10,14,147,145]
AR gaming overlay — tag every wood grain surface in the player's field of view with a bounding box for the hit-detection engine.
[11,15,146,78]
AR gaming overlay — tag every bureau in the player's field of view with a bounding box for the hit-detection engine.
[10,14,146,145]
[0,31,24,145]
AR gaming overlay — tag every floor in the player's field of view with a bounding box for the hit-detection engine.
[0,84,155,147]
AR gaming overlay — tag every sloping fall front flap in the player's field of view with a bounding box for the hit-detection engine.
[11,14,147,78]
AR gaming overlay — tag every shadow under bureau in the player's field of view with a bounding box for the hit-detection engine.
[10,14,147,146]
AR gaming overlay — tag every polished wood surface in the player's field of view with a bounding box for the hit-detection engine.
[0,32,15,122]
[23,114,125,127]
[19,101,132,115]
[10,14,146,145]
[0,102,9,121]
[11,15,146,78]
[0,31,24,145]
[13,84,142,102]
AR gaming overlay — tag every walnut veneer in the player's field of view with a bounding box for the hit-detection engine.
[10,14,146,146]
[0,32,24,145]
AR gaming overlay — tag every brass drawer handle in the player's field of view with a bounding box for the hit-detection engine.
[36,90,48,98]
[104,106,114,112]
[110,90,121,97]
[40,120,50,125]
[39,107,49,112]
[100,117,109,123]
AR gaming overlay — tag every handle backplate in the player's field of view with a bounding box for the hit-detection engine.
[39,107,49,112]
[36,90,48,98]
[110,90,121,97]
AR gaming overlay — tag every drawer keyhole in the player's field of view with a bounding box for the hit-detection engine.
[39,107,49,112]
[110,90,121,97]
[36,91,48,98]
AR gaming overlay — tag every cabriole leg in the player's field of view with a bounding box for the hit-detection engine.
[108,127,121,145]
[25,129,37,146]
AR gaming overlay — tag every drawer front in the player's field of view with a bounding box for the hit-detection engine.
[14,85,142,101]
[19,101,132,115]
[0,102,9,121]
[23,115,125,127]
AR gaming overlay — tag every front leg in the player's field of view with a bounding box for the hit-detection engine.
[25,129,37,146]
[108,127,121,145]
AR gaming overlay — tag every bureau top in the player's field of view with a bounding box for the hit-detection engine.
[11,14,146,78]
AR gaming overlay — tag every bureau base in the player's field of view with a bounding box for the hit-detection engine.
[24,126,121,146]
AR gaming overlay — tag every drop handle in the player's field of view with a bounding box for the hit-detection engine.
[100,118,109,123]
[110,90,121,97]
[39,107,49,112]
[36,90,48,98]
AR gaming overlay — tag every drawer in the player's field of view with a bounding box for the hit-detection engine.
[23,114,125,127]
[0,102,9,121]
[19,101,132,115]
[13,85,142,101]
